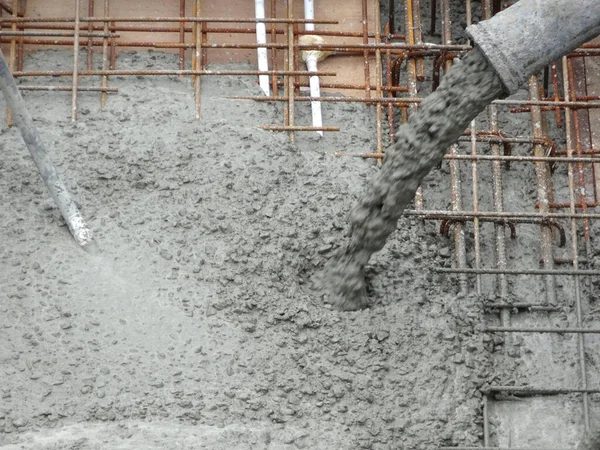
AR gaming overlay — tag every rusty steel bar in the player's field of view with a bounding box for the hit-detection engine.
[374,0,383,157]
[384,25,395,143]
[190,0,196,85]
[178,0,185,73]
[259,125,340,131]
[568,57,595,247]
[193,0,201,120]
[100,0,109,109]
[361,0,370,98]
[15,1,22,72]
[0,30,117,37]
[437,268,600,276]
[482,0,510,329]
[17,85,118,92]
[71,0,81,121]
[360,151,600,165]
[486,326,600,334]
[270,0,277,96]
[404,209,600,220]
[277,79,408,93]
[441,0,468,291]
[529,74,557,305]
[0,16,338,24]
[562,55,591,431]
[404,0,423,210]
[466,0,482,296]
[86,0,93,70]
[413,0,424,81]
[201,20,207,72]
[286,1,294,143]
[551,61,563,127]
[485,386,600,395]
[0,21,399,39]
[109,16,116,70]
[6,0,16,126]
[230,95,600,109]
[12,69,335,77]
[486,303,561,312]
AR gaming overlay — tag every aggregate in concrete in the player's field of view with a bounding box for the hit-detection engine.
[0,50,491,449]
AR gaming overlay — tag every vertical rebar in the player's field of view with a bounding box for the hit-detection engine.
[441,0,467,291]
[286,0,294,143]
[528,74,557,305]
[483,0,509,326]
[551,61,563,128]
[405,0,423,209]
[361,0,370,98]
[466,0,482,295]
[179,0,185,74]
[384,23,395,144]
[100,0,108,108]
[86,0,93,71]
[16,0,22,72]
[562,55,590,431]
[270,0,277,96]
[6,0,17,126]
[109,16,116,70]
[194,0,201,120]
[388,0,395,33]
[191,0,196,85]
[374,0,383,159]
[71,0,81,121]
[567,57,593,251]
[412,0,424,81]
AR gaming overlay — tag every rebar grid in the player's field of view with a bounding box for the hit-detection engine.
[1,1,599,448]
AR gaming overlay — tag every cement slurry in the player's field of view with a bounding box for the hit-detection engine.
[320,48,506,311]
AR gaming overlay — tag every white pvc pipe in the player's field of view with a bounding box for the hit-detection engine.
[304,0,323,136]
[306,57,323,134]
[304,0,315,32]
[255,0,270,96]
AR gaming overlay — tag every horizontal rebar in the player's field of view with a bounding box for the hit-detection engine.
[18,85,118,92]
[439,448,571,450]
[356,153,600,164]
[403,210,600,220]
[11,69,336,77]
[259,125,340,131]
[0,31,117,37]
[485,386,600,395]
[485,303,561,311]
[485,327,600,334]
[0,16,338,24]
[230,95,600,109]
[435,268,600,276]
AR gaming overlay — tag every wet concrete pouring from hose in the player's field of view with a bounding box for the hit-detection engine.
[320,48,506,311]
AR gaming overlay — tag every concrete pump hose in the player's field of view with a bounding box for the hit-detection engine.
[0,49,94,247]
[466,0,600,95]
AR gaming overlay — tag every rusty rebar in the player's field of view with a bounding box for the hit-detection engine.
[100,0,108,109]
[562,55,591,431]
[270,0,277,96]
[405,0,423,210]
[86,0,93,70]
[361,0,370,99]
[286,1,295,143]
[0,16,338,24]
[374,0,383,158]
[71,0,80,121]
[6,0,16,126]
[178,0,185,73]
[529,74,557,305]
[193,0,201,120]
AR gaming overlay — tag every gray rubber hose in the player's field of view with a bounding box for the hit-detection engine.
[466,0,600,95]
